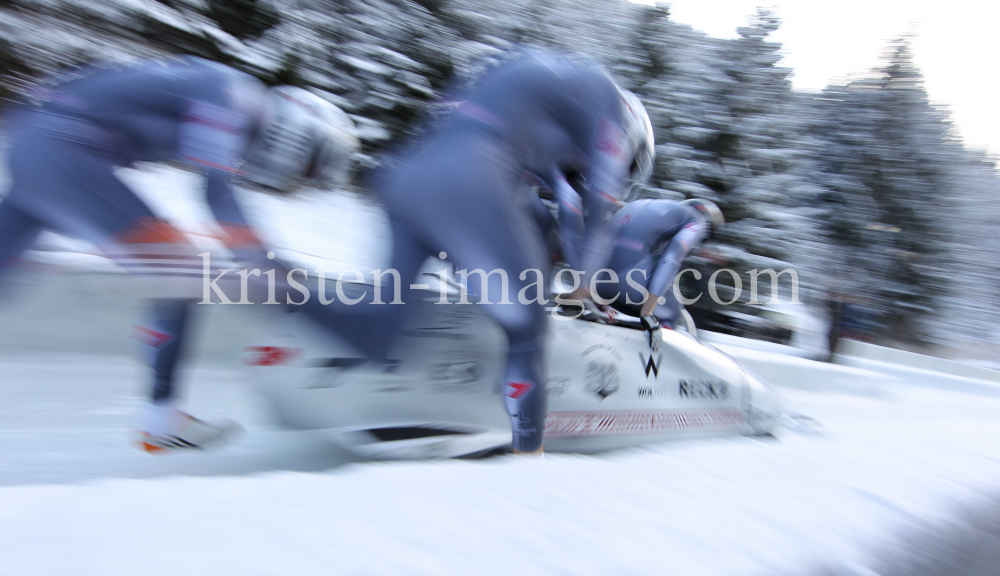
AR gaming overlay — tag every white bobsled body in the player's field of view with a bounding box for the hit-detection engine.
[245,281,784,459]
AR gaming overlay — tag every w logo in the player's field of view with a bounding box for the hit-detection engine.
[639,353,663,378]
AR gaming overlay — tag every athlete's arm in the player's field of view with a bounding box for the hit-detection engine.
[645,219,705,317]
[577,116,631,290]
[178,99,264,257]
[552,169,586,272]
[203,170,266,257]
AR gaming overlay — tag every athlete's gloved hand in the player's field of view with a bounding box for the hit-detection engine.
[596,302,618,325]
[641,315,661,352]
[582,299,612,324]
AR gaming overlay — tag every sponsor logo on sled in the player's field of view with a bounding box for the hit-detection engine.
[584,344,622,399]
[302,357,393,389]
[546,376,572,397]
[637,386,671,399]
[427,350,485,393]
[639,353,663,378]
[242,346,301,367]
[678,379,730,400]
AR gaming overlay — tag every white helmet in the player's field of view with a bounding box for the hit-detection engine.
[619,89,655,185]
[681,198,725,234]
[240,86,360,192]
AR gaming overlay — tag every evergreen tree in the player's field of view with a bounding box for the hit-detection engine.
[938,150,1000,341]
[1,0,998,344]
[814,40,958,341]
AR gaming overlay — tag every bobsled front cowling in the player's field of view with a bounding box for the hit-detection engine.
[541,318,757,453]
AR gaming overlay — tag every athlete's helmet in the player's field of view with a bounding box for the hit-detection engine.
[240,86,360,192]
[619,90,655,185]
[682,198,725,235]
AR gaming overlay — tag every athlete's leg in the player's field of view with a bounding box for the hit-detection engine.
[653,290,683,329]
[601,272,680,328]
[600,257,655,318]
[400,138,549,452]
[294,214,434,361]
[6,128,207,408]
[438,218,549,453]
[0,203,44,271]
[136,299,193,403]
[0,202,45,303]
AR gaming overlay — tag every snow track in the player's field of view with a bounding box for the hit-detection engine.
[2,175,999,574]
[3,342,1000,575]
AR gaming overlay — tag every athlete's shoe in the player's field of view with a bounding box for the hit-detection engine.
[137,404,245,454]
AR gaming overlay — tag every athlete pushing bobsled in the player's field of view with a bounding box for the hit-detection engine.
[521,88,724,338]
[297,50,639,454]
[0,57,358,453]
[593,198,725,331]
[238,55,785,456]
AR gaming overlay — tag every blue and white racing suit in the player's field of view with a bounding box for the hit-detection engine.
[0,57,267,402]
[524,167,598,275]
[595,199,706,328]
[303,51,631,452]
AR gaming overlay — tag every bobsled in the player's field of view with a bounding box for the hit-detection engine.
[242,265,785,459]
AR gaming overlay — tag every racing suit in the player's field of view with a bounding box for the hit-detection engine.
[525,167,596,274]
[0,57,268,403]
[306,51,630,452]
[594,199,705,328]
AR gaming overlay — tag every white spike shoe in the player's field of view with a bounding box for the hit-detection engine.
[137,403,245,454]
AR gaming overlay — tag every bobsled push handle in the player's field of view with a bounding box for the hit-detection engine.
[547,295,646,329]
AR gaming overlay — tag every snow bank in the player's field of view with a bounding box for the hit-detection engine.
[714,342,901,394]
[837,339,1000,384]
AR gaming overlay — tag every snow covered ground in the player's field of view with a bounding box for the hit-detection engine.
[3,168,1000,575]
[3,343,1000,575]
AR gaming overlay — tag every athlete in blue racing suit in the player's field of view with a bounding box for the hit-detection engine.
[594,199,715,329]
[526,89,654,278]
[307,51,633,453]
[0,57,347,452]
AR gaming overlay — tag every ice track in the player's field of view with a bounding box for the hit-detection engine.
[4,317,1000,575]
[3,171,1000,575]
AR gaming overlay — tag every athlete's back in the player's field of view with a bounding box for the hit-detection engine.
[465,53,622,176]
[40,57,261,167]
[606,199,698,272]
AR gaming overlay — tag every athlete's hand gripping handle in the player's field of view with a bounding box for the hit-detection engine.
[641,315,662,352]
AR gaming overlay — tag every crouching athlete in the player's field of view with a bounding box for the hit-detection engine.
[594,198,724,331]
[0,57,357,453]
